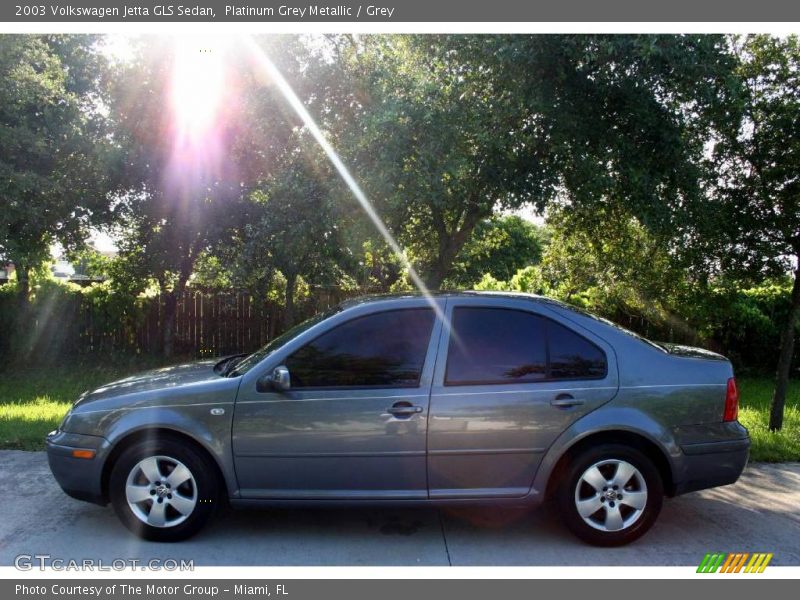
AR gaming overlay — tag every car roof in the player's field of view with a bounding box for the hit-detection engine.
[337,290,555,309]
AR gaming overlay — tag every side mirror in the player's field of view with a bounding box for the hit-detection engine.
[257,365,291,393]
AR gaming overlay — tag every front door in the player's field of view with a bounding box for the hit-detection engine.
[232,301,443,499]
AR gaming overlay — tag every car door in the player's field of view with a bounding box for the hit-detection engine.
[232,299,444,499]
[427,297,619,499]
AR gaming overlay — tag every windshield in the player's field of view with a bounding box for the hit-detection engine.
[228,306,342,376]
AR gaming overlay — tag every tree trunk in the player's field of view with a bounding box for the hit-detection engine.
[425,260,450,290]
[283,273,297,331]
[769,264,800,431]
[426,229,473,290]
[15,261,30,307]
[13,260,31,359]
[425,207,483,290]
[162,291,177,358]
[161,249,197,359]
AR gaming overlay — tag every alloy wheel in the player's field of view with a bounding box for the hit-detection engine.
[573,458,648,532]
[125,455,198,528]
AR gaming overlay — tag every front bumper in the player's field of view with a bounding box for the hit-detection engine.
[46,430,111,505]
[673,436,750,496]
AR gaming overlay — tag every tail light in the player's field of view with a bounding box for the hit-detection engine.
[724,377,739,422]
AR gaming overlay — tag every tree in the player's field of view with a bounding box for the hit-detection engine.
[0,35,117,302]
[108,37,248,356]
[233,149,349,328]
[317,35,554,288]
[699,35,800,431]
[320,35,739,288]
[539,205,689,323]
[445,215,545,288]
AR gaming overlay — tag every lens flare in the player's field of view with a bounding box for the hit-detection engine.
[165,36,237,205]
[170,37,226,142]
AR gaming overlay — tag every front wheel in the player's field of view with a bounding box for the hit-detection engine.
[109,437,221,542]
[557,444,663,546]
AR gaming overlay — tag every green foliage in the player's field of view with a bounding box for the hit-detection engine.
[682,280,795,374]
[321,34,740,287]
[0,33,796,387]
[0,276,144,362]
[479,206,688,335]
[245,157,348,287]
[0,35,118,291]
[65,246,112,280]
[446,216,545,288]
[227,145,352,325]
[353,239,406,292]
[190,253,234,291]
[691,35,800,430]
[694,35,800,277]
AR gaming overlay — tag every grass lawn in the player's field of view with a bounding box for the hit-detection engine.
[0,361,167,451]
[737,378,800,462]
[0,366,798,462]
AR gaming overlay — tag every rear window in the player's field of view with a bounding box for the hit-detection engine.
[546,319,607,379]
[444,307,607,386]
[445,307,548,385]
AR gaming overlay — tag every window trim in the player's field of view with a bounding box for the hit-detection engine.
[284,307,436,391]
[443,306,608,387]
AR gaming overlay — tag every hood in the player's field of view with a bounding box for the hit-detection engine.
[72,359,226,409]
[652,342,728,362]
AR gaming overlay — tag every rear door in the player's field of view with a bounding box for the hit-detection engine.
[427,297,618,499]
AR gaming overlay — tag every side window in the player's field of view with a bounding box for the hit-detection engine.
[547,319,607,379]
[285,309,435,388]
[445,308,547,385]
[444,306,607,386]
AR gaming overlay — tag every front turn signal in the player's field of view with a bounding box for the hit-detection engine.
[71,449,96,460]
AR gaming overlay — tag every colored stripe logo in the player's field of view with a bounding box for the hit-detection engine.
[697,552,773,573]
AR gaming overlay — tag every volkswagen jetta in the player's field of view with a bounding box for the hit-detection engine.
[46,292,750,545]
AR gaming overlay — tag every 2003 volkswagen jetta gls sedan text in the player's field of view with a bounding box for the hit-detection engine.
[46,292,750,545]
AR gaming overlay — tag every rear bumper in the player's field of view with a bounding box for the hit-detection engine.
[673,436,750,496]
[46,430,110,505]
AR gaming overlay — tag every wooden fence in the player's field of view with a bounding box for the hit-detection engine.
[0,288,353,362]
[92,292,283,357]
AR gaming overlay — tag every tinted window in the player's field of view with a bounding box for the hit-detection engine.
[285,309,434,388]
[547,320,607,379]
[445,308,547,385]
[444,307,607,386]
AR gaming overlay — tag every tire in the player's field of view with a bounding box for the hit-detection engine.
[109,436,221,542]
[556,444,663,547]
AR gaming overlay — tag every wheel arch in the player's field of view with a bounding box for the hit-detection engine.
[542,429,678,501]
[100,427,229,503]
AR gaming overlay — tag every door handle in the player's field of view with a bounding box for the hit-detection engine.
[387,402,423,418]
[551,393,585,408]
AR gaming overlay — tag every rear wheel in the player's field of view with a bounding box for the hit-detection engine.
[109,437,220,542]
[557,444,663,546]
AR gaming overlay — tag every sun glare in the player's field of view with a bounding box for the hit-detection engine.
[170,38,228,141]
[164,37,237,197]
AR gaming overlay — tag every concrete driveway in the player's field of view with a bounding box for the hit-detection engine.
[1,450,798,566]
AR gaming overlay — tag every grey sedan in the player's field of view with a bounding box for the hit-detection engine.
[46,292,750,545]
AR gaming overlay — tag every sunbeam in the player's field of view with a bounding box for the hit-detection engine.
[242,36,449,324]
